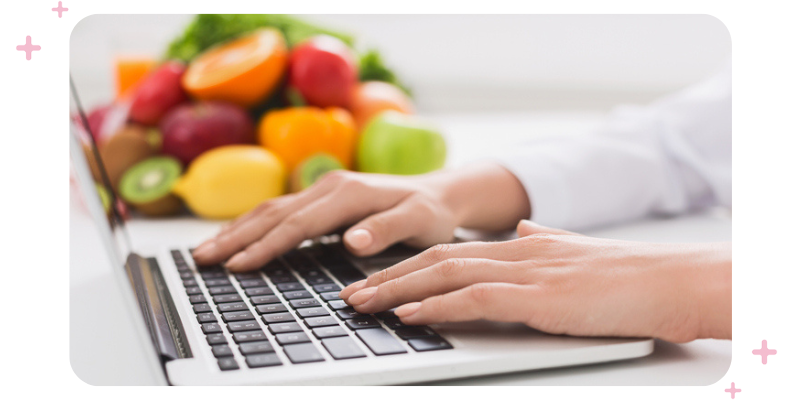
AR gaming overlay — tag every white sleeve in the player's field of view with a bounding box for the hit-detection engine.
[496,61,731,230]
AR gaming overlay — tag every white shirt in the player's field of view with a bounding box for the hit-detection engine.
[498,61,732,230]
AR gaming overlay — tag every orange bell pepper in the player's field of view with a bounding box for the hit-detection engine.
[258,107,357,171]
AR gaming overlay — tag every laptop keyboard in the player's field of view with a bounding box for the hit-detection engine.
[170,243,452,371]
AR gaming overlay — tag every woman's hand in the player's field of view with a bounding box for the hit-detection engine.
[191,163,530,272]
[340,220,732,343]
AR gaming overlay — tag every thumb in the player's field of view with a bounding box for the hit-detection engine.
[516,219,579,237]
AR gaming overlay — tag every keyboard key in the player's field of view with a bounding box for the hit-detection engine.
[374,311,397,320]
[221,311,255,322]
[201,322,223,334]
[239,341,275,355]
[204,278,232,287]
[322,336,367,360]
[312,326,348,339]
[182,278,198,287]
[270,275,299,284]
[206,333,227,345]
[298,268,325,278]
[211,344,234,358]
[217,302,248,313]
[200,271,227,280]
[336,309,364,320]
[289,298,321,309]
[250,295,281,305]
[327,300,350,310]
[283,290,312,300]
[408,336,453,352]
[356,328,407,356]
[268,322,303,334]
[276,282,304,292]
[226,320,261,332]
[239,279,269,288]
[297,307,330,318]
[197,313,217,324]
[304,316,338,328]
[213,294,243,304]
[395,326,437,339]
[283,343,325,364]
[232,330,268,343]
[313,283,341,293]
[186,287,202,295]
[264,266,292,278]
[246,353,282,368]
[193,303,212,313]
[179,271,194,280]
[276,332,311,345]
[320,292,343,302]
[346,317,381,330]
[383,318,407,330]
[217,357,239,371]
[188,294,207,304]
[234,272,262,281]
[262,312,296,324]
[255,304,288,314]
[306,276,334,285]
[244,287,274,297]
[208,286,237,295]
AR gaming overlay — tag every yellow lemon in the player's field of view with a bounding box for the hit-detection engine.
[172,145,286,219]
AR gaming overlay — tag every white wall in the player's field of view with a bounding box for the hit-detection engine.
[71,14,731,112]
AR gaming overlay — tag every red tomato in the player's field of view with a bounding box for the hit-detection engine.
[288,35,358,108]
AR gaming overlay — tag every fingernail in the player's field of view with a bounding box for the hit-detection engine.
[348,286,378,306]
[519,219,537,228]
[395,302,422,318]
[193,242,215,258]
[346,229,373,250]
[341,279,367,298]
[225,252,247,269]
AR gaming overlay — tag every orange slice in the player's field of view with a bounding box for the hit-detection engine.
[183,28,288,108]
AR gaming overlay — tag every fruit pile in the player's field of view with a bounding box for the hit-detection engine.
[77,16,447,220]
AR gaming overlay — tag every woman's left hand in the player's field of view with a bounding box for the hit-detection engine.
[339,220,731,343]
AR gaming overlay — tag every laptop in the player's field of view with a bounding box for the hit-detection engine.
[69,79,654,386]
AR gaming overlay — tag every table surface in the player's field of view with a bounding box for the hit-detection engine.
[69,112,731,385]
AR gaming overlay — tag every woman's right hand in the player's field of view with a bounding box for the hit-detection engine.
[191,163,530,272]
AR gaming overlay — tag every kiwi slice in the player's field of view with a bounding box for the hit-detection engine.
[95,183,112,214]
[119,156,183,216]
[290,153,345,193]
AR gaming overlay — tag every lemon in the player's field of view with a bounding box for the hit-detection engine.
[172,145,286,219]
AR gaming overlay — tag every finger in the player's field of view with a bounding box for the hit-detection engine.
[342,195,446,257]
[516,219,580,237]
[225,190,370,271]
[192,185,329,265]
[394,282,537,325]
[347,240,530,294]
[348,258,526,314]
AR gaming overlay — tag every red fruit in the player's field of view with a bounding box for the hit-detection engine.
[129,61,188,126]
[85,104,112,142]
[288,35,358,108]
[160,102,255,165]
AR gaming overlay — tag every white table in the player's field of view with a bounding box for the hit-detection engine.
[69,112,731,385]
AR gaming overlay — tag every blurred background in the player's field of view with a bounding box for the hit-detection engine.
[71,14,731,112]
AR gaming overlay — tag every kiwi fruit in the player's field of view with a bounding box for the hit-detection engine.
[290,153,345,192]
[119,156,183,216]
[95,183,112,214]
[94,125,160,190]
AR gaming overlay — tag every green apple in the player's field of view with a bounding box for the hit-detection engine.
[357,111,447,175]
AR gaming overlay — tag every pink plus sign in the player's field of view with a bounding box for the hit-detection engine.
[725,382,741,399]
[52,1,68,18]
[16,36,41,61]
[752,339,777,364]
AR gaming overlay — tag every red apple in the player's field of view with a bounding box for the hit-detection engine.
[129,61,188,126]
[288,35,358,108]
[160,101,255,165]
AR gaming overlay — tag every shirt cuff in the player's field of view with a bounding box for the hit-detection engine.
[491,149,571,229]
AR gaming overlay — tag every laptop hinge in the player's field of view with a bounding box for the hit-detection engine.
[125,253,193,363]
